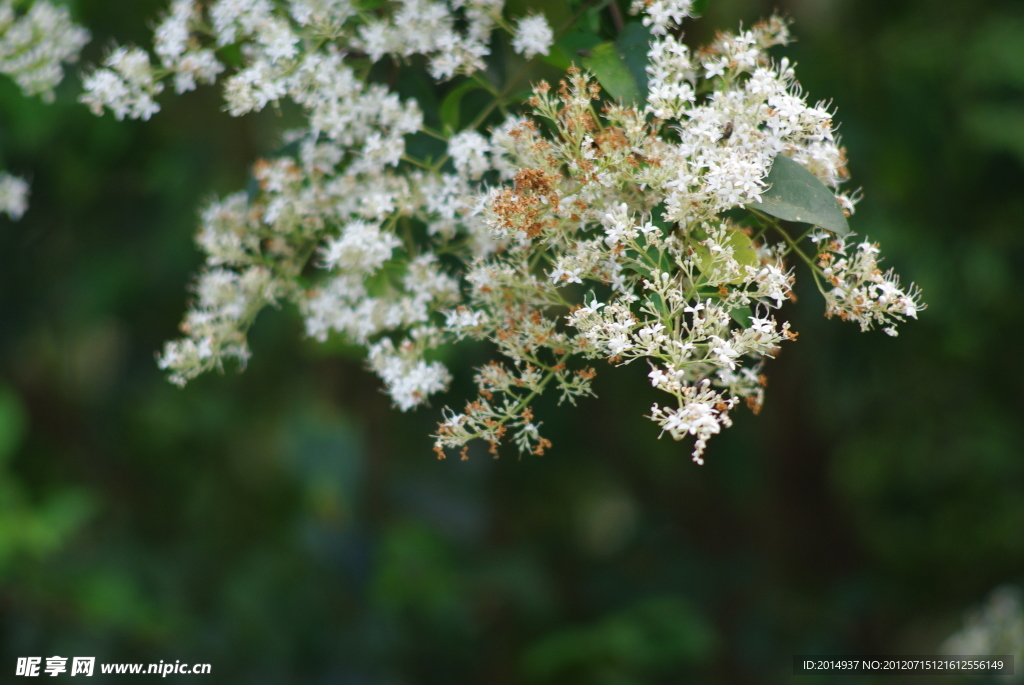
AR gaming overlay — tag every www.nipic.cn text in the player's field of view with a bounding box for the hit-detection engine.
[16,657,211,677]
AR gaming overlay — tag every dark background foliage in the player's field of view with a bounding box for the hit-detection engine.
[0,0,1021,682]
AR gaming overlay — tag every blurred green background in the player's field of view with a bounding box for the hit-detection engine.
[1,0,1022,682]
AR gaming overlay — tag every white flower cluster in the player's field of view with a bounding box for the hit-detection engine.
[157,141,462,386]
[356,0,505,81]
[0,0,89,102]
[630,0,694,36]
[430,11,921,462]
[105,1,923,462]
[0,172,29,220]
[158,266,279,383]
[369,332,452,412]
[816,236,922,336]
[643,17,848,219]
[943,585,1024,679]
[155,0,224,95]
[81,47,164,121]
[511,14,553,60]
[0,1,89,222]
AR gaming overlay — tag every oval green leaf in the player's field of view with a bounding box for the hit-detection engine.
[544,32,602,71]
[582,42,642,104]
[730,307,752,327]
[693,229,759,284]
[616,22,651,100]
[747,154,850,236]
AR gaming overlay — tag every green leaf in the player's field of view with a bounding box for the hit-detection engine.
[691,0,709,16]
[693,228,759,284]
[440,81,487,132]
[544,32,602,71]
[616,22,652,99]
[730,307,752,327]
[747,154,850,236]
[583,42,642,104]
[623,260,651,279]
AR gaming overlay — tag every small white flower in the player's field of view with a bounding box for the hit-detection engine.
[0,174,30,220]
[703,58,727,79]
[448,130,491,179]
[321,221,401,274]
[607,334,633,356]
[511,14,553,59]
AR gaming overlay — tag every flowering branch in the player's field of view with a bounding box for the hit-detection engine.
[67,0,923,463]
